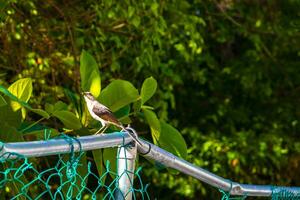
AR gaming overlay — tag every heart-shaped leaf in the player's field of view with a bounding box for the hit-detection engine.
[0,85,49,118]
[8,78,32,111]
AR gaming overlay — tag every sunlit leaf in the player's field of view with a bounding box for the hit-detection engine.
[8,78,32,111]
[80,50,101,98]
[99,80,139,111]
[0,85,49,119]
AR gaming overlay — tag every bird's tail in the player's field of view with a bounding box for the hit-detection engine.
[119,125,143,146]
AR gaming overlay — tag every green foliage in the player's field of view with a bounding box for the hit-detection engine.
[99,80,139,112]
[0,0,299,199]
[52,110,82,130]
[80,50,101,97]
[0,95,7,106]
[92,149,106,182]
[160,122,187,159]
[103,148,118,177]
[141,76,157,105]
[8,78,32,111]
[0,47,188,198]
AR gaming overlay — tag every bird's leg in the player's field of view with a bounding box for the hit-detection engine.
[100,125,109,134]
[94,126,105,135]
[95,125,105,135]
[94,124,110,135]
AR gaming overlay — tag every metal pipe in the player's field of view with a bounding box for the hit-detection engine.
[137,139,300,197]
[0,132,299,197]
[0,132,132,159]
[137,139,232,191]
[115,144,137,200]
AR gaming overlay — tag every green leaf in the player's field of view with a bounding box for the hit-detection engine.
[151,2,159,17]
[92,150,106,183]
[0,85,49,119]
[0,85,29,107]
[143,109,160,133]
[8,78,32,111]
[114,105,130,119]
[157,122,187,159]
[64,88,80,116]
[103,148,117,178]
[119,116,132,124]
[0,106,23,142]
[24,127,59,139]
[99,80,139,112]
[53,110,82,130]
[143,109,161,147]
[80,50,101,98]
[133,99,142,113]
[45,103,54,113]
[141,76,157,104]
[0,95,7,106]
[54,101,68,111]
[0,103,22,128]
[45,101,67,114]
[31,108,50,119]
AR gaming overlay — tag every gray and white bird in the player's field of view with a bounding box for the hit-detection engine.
[83,92,142,146]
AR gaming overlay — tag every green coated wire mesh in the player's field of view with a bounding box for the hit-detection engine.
[219,186,300,200]
[271,187,300,200]
[0,133,150,200]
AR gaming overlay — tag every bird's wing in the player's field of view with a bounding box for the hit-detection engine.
[92,103,122,127]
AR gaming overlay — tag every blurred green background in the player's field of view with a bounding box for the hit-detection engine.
[0,0,299,199]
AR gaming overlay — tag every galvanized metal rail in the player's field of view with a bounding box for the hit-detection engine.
[0,132,299,198]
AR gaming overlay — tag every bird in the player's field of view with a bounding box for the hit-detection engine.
[82,92,142,146]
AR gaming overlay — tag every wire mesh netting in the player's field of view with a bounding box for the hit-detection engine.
[219,185,300,200]
[0,134,149,200]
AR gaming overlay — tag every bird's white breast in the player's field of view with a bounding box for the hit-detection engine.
[86,101,106,127]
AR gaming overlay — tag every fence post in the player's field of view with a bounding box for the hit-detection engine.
[115,143,137,200]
